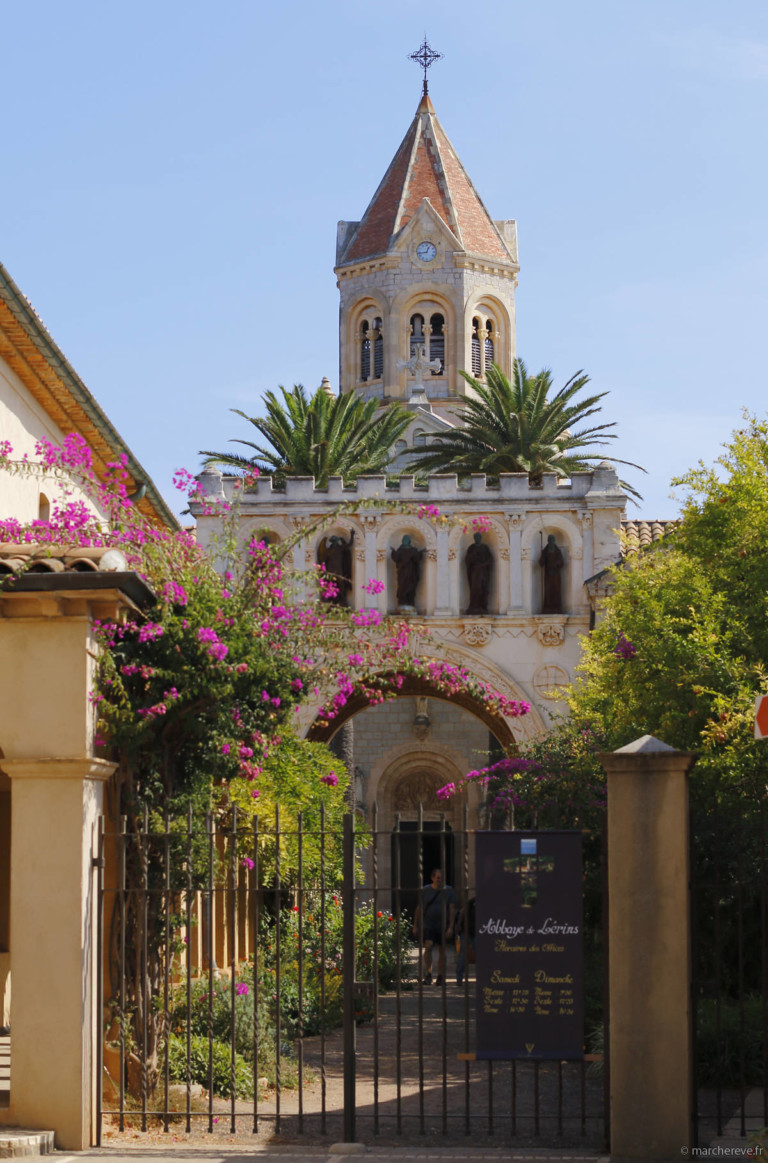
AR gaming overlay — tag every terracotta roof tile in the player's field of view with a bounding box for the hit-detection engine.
[340,95,511,265]
[621,519,678,555]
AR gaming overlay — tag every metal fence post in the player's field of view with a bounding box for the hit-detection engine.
[343,812,356,1143]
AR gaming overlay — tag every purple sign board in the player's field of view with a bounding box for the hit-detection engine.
[475,831,583,1060]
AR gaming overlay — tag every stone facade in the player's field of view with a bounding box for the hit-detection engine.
[193,89,628,834]
[194,464,625,754]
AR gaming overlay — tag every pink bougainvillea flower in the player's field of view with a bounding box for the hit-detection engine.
[137,622,164,643]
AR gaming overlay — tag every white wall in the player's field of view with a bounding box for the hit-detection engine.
[0,356,104,525]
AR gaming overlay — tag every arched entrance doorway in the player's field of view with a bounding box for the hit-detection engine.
[391,821,455,918]
[387,767,457,917]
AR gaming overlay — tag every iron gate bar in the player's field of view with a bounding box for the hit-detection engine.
[511,1060,516,1136]
[601,814,610,1149]
[342,813,356,1142]
[737,809,745,1136]
[487,1059,493,1135]
[416,801,425,1135]
[163,807,171,1134]
[462,802,470,1137]
[141,806,149,1132]
[440,813,448,1136]
[228,806,237,1134]
[251,813,259,1134]
[371,801,380,1135]
[206,811,214,1133]
[185,803,193,1134]
[762,802,767,1127]
[95,815,105,1148]
[119,815,127,1132]
[274,803,281,1135]
[319,802,327,1136]
[715,799,723,1136]
[689,799,699,1149]
[534,1059,540,1136]
[297,810,304,1135]
[393,811,403,1135]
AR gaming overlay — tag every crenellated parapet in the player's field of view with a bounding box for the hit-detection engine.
[197,464,625,507]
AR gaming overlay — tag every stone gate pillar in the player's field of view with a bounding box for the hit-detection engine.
[0,571,152,1149]
[601,734,696,1159]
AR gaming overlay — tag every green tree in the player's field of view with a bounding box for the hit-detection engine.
[568,413,768,801]
[406,359,642,496]
[201,382,413,486]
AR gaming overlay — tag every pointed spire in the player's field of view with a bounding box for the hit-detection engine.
[337,94,513,267]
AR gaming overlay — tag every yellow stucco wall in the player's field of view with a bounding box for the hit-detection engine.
[0,617,97,758]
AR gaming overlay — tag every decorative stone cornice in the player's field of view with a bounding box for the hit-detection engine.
[453,255,519,278]
[335,255,401,281]
[0,756,117,781]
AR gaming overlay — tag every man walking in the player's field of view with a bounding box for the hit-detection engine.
[413,868,456,985]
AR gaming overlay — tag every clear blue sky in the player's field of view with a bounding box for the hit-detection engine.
[3,0,767,519]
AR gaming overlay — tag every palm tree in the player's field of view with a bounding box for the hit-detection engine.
[406,360,643,497]
[201,383,413,487]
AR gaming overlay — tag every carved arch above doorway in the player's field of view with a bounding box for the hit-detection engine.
[391,769,444,813]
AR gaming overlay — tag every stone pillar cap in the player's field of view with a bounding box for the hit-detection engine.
[614,734,678,754]
[601,733,697,775]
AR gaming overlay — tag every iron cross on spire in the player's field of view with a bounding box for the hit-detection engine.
[408,36,443,96]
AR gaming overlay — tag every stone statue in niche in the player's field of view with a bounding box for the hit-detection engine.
[539,533,565,614]
[465,532,493,615]
[318,531,354,605]
[391,534,425,609]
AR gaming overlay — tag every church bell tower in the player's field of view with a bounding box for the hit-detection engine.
[335,44,519,426]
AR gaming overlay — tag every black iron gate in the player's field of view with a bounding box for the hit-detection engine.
[96,805,607,1146]
[691,801,768,1148]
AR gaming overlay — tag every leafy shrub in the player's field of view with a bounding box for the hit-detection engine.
[696,994,767,1086]
[167,1033,253,1099]
[354,900,408,991]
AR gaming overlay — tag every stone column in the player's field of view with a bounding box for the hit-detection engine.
[0,577,151,1149]
[506,512,524,612]
[363,514,379,607]
[435,526,450,614]
[578,510,594,583]
[601,735,696,1159]
[3,758,114,1149]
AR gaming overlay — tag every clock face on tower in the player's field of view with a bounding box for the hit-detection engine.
[416,241,437,262]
